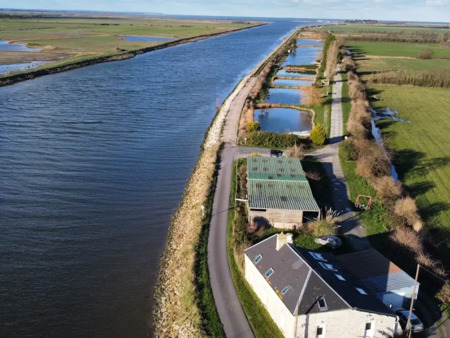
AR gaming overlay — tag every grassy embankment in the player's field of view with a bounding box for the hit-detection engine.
[0,15,260,83]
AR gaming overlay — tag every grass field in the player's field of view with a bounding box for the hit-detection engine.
[369,85,450,231]
[347,41,450,58]
[0,16,257,70]
[322,24,450,35]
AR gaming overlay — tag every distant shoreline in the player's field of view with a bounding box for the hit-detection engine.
[0,23,267,87]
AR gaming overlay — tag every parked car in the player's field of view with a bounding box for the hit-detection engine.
[270,149,283,157]
[395,309,424,333]
[314,235,342,249]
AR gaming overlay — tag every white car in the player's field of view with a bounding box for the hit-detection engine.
[396,309,424,333]
[314,235,342,249]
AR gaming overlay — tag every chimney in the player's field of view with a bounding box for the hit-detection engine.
[276,232,293,251]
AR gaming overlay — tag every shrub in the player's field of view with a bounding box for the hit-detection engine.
[439,283,450,306]
[416,251,436,267]
[394,197,418,223]
[325,40,339,81]
[417,49,434,59]
[372,176,402,202]
[341,139,358,161]
[307,209,339,236]
[246,121,260,133]
[285,144,305,160]
[245,131,308,149]
[310,124,327,145]
[304,86,323,106]
[390,226,421,251]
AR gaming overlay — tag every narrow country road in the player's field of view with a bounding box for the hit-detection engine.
[312,72,371,251]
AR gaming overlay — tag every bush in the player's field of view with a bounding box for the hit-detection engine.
[307,209,339,236]
[304,86,323,107]
[390,226,422,251]
[245,131,308,149]
[285,144,305,160]
[246,121,260,133]
[341,139,358,161]
[394,197,418,223]
[417,49,434,59]
[310,124,327,145]
[372,176,402,202]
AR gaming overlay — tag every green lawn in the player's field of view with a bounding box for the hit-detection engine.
[370,85,450,234]
[322,24,450,35]
[347,41,450,58]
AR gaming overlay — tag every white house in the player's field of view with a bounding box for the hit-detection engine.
[335,249,418,309]
[244,233,400,338]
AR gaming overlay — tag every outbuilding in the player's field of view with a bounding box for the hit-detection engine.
[247,156,320,229]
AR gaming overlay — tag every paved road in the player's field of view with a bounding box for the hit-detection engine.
[312,73,371,251]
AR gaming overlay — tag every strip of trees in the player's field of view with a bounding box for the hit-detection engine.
[343,65,447,279]
[370,69,450,88]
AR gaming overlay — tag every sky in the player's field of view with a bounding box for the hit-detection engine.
[1,0,450,22]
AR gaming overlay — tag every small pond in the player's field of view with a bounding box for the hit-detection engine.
[117,35,173,42]
[0,61,50,75]
[254,108,312,133]
[282,46,321,67]
[0,40,39,52]
[276,69,315,78]
[297,39,324,46]
[273,78,312,87]
[265,88,303,105]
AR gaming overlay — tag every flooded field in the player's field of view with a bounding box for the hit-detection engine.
[0,40,39,52]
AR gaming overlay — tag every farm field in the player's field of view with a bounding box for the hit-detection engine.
[356,57,450,75]
[370,85,450,247]
[0,16,257,73]
[347,40,450,58]
[321,24,450,35]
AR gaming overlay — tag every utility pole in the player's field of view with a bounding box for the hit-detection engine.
[407,264,420,338]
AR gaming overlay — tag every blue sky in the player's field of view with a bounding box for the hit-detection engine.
[1,0,450,22]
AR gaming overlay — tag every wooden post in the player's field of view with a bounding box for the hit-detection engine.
[407,264,420,338]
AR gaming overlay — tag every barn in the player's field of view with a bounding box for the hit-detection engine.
[246,156,320,229]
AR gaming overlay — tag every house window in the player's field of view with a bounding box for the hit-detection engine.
[317,297,328,311]
[309,252,327,262]
[364,322,374,338]
[265,268,274,278]
[355,287,368,295]
[282,286,290,295]
[254,254,262,264]
[334,274,346,281]
[319,262,336,271]
[316,325,325,338]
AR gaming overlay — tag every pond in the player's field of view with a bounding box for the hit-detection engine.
[265,88,303,105]
[297,39,324,46]
[0,40,39,52]
[276,69,315,78]
[282,46,321,67]
[273,78,312,87]
[117,35,173,42]
[0,61,50,75]
[254,108,312,133]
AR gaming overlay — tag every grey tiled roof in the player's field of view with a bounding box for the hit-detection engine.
[244,234,395,317]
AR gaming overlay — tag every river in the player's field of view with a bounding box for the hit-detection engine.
[0,18,315,337]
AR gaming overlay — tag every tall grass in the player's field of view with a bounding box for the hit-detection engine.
[370,69,450,88]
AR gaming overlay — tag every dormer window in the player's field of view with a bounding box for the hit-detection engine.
[265,268,274,278]
[334,274,346,281]
[317,297,328,311]
[254,254,262,264]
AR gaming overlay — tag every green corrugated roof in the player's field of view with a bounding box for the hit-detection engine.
[247,156,320,212]
[247,156,307,181]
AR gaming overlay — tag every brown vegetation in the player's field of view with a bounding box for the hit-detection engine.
[285,144,305,160]
[304,85,323,106]
[325,40,339,81]
[369,69,450,88]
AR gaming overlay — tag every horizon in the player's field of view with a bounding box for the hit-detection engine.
[1,0,450,23]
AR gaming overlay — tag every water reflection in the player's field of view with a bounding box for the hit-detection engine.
[254,108,312,133]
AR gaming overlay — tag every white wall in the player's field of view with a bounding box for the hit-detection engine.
[245,254,296,337]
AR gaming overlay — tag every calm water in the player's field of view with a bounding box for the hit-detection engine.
[0,61,49,75]
[276,68,315,78]
[254,108,312,133]
[0,40,39,52]
[297,39,323,46]
[273,78,312,86]
[265,88,303,105]
[282,46,321,66]
[0,19,314,337]
[117,35,173,42]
